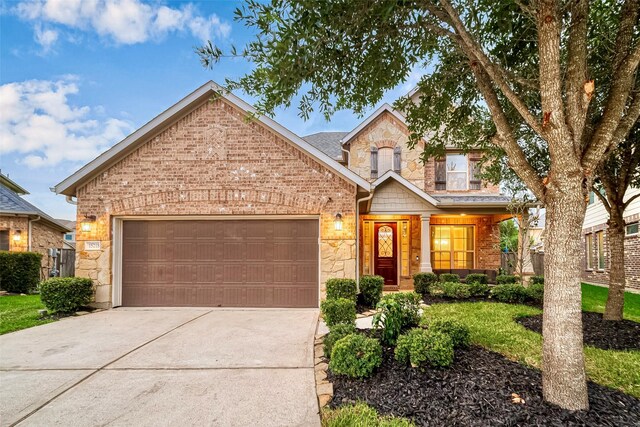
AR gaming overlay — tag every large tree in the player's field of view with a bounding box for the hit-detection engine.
[199,0,640,410]
[594,126,640,321]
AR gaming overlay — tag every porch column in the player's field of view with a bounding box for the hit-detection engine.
[420,214,433,272]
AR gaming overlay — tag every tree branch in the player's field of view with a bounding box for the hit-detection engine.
[611,90,640,147]
[593,186,612,214]
[438,0,544,137]
[623,192,640,210]
[565,0,590,145]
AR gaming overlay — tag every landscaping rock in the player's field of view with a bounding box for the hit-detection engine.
[317,382,333,397]
[318,394,332,407]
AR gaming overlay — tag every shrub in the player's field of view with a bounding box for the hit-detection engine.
[426,319,470,348]
[490,284,529,303]
[40,277,93,313]
[496,274,518,284]
[326,278,358,302]
[527,282,545,303]
[429,282,471,299]
[530,275,545,285]
[395,328,454,369]
[468,281,490,297]
[359,275,384,307]
[413,272,438,297]
[322,403,415,427]
[329,334,382,378]
[372,292,422,344]
[323,323,357,358]
[0,251,42,294]
[439,273,460,283]
[465,273,488,284]
[321,298,356,327]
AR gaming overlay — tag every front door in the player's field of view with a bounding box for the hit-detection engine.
[374,222,397,287]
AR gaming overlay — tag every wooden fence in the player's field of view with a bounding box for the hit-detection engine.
[500,252,516,274]
[531,251,544,276]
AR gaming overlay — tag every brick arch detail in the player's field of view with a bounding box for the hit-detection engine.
[105,188,328,215]
[374,139,398,149]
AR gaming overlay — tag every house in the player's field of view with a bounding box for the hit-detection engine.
[56,219,77,250]
[582,188,640,291]
[53,82,513,308]
[0,173,72,278]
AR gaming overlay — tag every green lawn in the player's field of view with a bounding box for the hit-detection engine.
[581,283,640,322]
[322,403,415,427]
[0,295,53,335]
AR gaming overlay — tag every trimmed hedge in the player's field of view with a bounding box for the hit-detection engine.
[427,319,470,348]
[413,272,438,297]
[326,278,358,302]
[468,281,490,297]
[359,275,384,308]
[0,251,42,294]
[330,334,383,378]
[530,275,545,285]
[496,274,519,284]
[323,323,357,358]
[490,283,529,303]
[465,273,488,284]
[321,298,357,327]
[439,273,460,283]
[429,282,472,299]
[527,282,544,303]
[40,277,93,313]
[395,328,454,369]
[373,292,422,345]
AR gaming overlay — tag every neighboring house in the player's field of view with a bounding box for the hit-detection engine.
[0,173,72,278]
[582,188,640,291]
[56,219,77,249]
[53,81,512,309]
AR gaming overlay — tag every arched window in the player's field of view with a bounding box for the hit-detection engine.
[378,147,394,174]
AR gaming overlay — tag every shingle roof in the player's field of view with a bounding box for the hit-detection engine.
[0,183,71,232]
[434,194,512,205]
[302,132,348,161]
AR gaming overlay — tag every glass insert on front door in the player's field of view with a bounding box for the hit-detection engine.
[378,226,393,257]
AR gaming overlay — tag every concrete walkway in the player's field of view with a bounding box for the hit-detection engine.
[0,308,320,427]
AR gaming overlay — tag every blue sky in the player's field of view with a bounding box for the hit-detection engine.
[1,0,420,220]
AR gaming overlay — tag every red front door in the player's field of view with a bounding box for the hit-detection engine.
[374,222,397,287]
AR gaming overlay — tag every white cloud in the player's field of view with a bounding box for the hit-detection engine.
[0,77,133,168]
[14,0,231,49]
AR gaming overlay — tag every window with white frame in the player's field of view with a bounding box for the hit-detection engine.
[445,154,468,190]
[626,222,639,236]
[378,147,394,174]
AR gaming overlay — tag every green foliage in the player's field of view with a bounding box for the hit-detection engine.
[372,292,422,345]
[359,275,384,308]
[329,334,382,378]
[499,220,519,252]
[321,298,356,327]
[426,319,471,348]
[322,403,415,427]
[39,277,93,314]
[465,273,488,284]
[0,251,42,294]
[395,328,454,369]
[413,272,438,297]
[530,275,545,285]
[468,281,490,297]
[0,295,53,335]
[491,284,529,304]
[527,282,545,303]
[323,323,357,358]
[429,282,471,299]
[326,278,358,302]
[439,273,460,283]
[496,274,518,284]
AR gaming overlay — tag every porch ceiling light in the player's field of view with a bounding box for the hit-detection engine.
[81,215,96,232]
[13,229,21,241]
[334,213,343,231]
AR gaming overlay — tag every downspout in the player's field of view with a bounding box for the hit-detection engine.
[341,145,351,168]
[65,195,78,205]
[28,216,41,251]
[355,187,375,285]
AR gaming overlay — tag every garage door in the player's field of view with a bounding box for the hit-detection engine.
[121,219,319,308]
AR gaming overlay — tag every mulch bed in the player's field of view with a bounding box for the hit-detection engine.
[328,342,640,426]
[517,312,640,351]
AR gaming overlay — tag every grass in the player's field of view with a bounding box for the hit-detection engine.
[421,302,640,398]
[0,294,53,335]
[322,403,415,427]
[581,283,640,322]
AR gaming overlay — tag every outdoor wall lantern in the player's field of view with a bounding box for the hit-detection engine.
[334,213,343,231]
[81,215,97,232]
[13,230,21,241]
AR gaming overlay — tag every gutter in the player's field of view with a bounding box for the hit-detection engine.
[355,187,376,285]
[65,195,78,205]
[28,216,41,251]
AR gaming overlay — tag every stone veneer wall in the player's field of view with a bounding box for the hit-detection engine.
[0,215,65,277]
[75,98,358,307]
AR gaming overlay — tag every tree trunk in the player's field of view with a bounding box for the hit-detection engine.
[542,180,589,410]
[603,208,626,321]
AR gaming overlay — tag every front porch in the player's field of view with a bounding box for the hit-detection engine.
[359,213,511,290]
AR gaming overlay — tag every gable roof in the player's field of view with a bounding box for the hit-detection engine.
[372,171,441,207]
[0,174,29,195]
[54,81,370,196]
[302,132,348,161]
[0,181,71,232]
[339,104,409,145]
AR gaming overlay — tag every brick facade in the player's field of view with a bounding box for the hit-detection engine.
[75,97,358,307]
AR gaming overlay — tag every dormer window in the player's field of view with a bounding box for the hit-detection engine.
[370,146,401,179]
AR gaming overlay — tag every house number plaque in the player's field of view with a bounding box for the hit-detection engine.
[85,241,101,251]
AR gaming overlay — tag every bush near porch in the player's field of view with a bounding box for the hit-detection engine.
[0,251,42,294]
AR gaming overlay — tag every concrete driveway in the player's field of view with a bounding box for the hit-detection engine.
[0,308,320,427]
